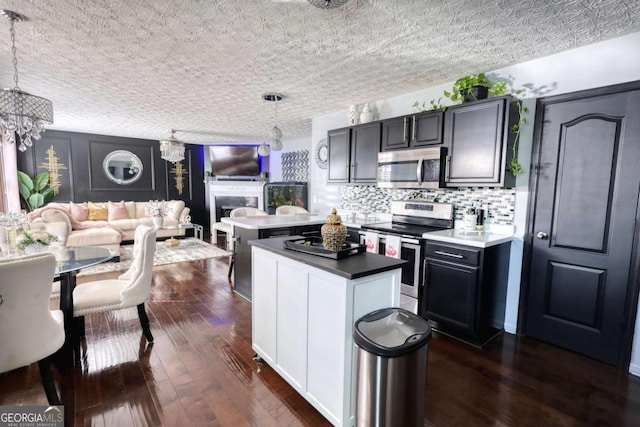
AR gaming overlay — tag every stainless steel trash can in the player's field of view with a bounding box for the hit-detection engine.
[354,307,431,427]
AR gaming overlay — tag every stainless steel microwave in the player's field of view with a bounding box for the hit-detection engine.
[377,147,445,189]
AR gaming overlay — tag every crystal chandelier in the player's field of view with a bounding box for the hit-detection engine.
[159,129,185,163]
[0,10,54,152]
[308,0,350,9]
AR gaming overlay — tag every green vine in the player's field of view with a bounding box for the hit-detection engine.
[412,98,447,113]
[508,95,528,176]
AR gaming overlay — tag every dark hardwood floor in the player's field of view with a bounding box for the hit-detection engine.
[2,236,640,426]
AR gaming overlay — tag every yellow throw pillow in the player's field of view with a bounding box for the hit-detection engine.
[87,202,108,221]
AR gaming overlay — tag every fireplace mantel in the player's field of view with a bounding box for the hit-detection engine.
[208,181,266,231]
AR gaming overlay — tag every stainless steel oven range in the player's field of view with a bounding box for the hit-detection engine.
[360,201,453,314]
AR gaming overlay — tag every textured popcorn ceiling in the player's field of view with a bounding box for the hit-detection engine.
[0,0,639,144]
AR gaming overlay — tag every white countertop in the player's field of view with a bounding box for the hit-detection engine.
[222,214,326,229]
[423,228,513,248]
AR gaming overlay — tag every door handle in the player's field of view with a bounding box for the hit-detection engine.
[403,117,408,143]
[416,159,424,184]
[412,116,417,142]
[445,155,451,180]
[536,231,548,240]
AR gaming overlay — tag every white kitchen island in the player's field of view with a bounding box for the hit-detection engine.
[249,236,406,427]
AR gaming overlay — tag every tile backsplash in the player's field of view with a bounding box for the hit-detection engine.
[281,150,309,182]
[340,186,516,225]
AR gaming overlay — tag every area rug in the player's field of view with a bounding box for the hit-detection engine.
[77,238,231,276]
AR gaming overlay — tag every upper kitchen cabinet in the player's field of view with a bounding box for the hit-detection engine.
[443,96,518,188]
[327,122,381,184]
[381,110,444,151]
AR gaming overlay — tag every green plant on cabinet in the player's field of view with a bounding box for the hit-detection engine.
[443,73,491,103]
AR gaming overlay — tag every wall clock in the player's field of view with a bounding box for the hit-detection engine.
[315,138,328,170]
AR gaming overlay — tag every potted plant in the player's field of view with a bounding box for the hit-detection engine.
[444,73,491,103]
[17,171,54,211]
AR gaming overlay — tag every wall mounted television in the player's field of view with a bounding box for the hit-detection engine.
[209,145,261,178]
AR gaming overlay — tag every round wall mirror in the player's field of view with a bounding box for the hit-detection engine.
[102,150,143,185]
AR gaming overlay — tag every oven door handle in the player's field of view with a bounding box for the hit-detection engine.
[379,236,421,246]
[416,159,424,184]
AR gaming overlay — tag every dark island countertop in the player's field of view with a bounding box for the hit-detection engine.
[249,235,407,280]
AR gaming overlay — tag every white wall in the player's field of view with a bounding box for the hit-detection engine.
[307,31,640,372]
[267,136,312,182]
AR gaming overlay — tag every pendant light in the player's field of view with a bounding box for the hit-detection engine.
[263,93,283,153]
[258,141,271,156]
[0,10,54,152]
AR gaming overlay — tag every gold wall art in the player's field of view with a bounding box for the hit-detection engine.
[170,161,188,195]
[38,145,67,195]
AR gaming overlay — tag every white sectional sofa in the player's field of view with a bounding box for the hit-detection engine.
[29,200,190,257]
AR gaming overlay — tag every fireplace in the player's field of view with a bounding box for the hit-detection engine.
[208,181,266,231]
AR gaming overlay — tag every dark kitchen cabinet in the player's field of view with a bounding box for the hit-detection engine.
[381,110,444,151]
[423,240,510,347]
[443,96,517,187]
[327,122,381,184]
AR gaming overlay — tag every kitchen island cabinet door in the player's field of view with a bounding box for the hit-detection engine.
[276,262,309,391]
[307,273,347,425]
[251,249,277,365]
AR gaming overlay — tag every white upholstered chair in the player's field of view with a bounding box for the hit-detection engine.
[275,206,309,215]
[73,225,157,343]
[0,253,65,405]
[230,207,268,218]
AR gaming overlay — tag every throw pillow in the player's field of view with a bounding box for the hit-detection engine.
[87,202,108,221]
[69,201,89,222]
[108,200,129,221]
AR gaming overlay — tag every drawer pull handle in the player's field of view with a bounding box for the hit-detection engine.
[300,231,317,235]
[434,250,464,259]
